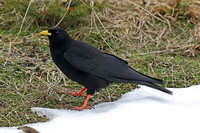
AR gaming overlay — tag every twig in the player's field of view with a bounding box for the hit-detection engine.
[156,26,167,46]
[0,114,11,126]
[55,0,72,27]
[4,0,32,66]
[127,0,168,24]
[138,44,197,55]
[90,0,116,54]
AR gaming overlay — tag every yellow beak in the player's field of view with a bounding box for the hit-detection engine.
[39,30,52,36]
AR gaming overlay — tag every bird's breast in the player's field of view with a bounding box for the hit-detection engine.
[50,50,82,81]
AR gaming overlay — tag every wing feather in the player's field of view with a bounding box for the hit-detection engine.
[64,44,163,84]
[64,51,130,80]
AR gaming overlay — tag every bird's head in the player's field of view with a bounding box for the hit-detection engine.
[40,27,72,48]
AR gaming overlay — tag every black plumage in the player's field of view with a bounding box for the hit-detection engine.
[40,27,172,110]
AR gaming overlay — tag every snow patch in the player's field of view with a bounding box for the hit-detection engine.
[1,85,200,133]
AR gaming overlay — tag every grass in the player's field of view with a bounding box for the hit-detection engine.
[0,0,200,127]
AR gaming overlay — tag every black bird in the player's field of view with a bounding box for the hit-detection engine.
[40,27,172,110]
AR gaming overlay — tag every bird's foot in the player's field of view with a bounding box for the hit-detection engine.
[68,87,87,97]
[68,92,87,97]
[71,95,91,111]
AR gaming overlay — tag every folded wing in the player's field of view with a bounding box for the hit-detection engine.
[64,51,163,84]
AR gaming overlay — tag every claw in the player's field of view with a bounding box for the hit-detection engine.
[71,95,91,111]
[71,106,91,110]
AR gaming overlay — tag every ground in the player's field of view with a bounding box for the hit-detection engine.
[0,0,200,127]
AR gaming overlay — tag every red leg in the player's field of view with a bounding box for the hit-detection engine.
[68,87,87,97]
[72,95,91,110]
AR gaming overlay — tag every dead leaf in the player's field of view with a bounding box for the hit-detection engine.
[17,126,40,133]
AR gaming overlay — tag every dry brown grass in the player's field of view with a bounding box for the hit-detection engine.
[87,0,200,56]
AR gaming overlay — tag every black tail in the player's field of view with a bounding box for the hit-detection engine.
[108,77,173,95]
[107,67,172,95]
[127,68,172,95]
[138,81,173,95]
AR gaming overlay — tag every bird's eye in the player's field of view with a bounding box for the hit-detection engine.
[49,29,58,34]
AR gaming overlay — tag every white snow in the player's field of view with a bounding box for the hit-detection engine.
[1,85,200,133]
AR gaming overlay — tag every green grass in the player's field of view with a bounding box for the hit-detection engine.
[0,0,200,127]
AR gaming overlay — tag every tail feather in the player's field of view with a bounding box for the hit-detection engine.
[127,68,172,94]
[108,77,172,95]
[107,67,172,95]
[128,67,164,84]
[138,81,173,95]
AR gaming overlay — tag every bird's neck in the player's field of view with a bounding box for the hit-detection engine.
[50,43,65,56]
[50,46,65,67]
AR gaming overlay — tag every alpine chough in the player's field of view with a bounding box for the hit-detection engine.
[40,27,172,110]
